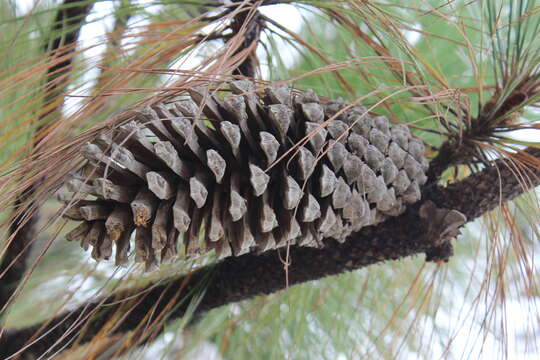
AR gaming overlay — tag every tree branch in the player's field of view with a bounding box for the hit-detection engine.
[229,2,264,77]
[0,0,94,315]
[1,147,538,359]
[427,85,539,182]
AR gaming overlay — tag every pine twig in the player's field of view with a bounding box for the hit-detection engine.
[229,2,265,77]
[1,147,538,359]
[427,80,540,182]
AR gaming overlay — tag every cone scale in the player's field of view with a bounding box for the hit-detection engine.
[63,81,429,270]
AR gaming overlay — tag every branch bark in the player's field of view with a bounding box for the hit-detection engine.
[229,2,264,77]
[0,0,94,314]
[1,147,538,359]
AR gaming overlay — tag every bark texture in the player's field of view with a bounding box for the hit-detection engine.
[1,147,538,359]
[230,5,264,77]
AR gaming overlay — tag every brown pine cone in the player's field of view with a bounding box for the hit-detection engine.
[62,81,428,270]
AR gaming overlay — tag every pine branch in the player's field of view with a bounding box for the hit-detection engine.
[1,147,538,359]
[229,3,264,77]
[0,0,94,315]
[427,78,540,182]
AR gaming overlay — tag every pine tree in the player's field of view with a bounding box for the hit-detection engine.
[0,1,539,358]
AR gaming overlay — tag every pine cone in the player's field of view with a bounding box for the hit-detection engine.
[62,81,429,270]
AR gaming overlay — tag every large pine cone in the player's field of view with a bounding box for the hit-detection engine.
[62,81,428,270]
